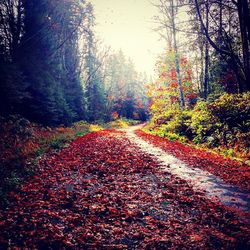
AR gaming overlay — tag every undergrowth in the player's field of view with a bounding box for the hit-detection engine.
[145,93,250,164]
[0,117,97,207]
[106,118,140,128]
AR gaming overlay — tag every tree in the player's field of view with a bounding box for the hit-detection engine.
[0,0,29,115]
[148,50,196,115]
[154,0,186,108]
[0,0,24,61]
[0,0,149,124]
[193,0,250,92]
[103,50,148,120]
[0,0,94,125]
[82,6,107,122]
[55,0,91,122]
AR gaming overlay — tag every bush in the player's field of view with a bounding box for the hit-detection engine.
[190,101,219,144]
[170,110,192,137]
[145,108,190,142]
[49,136,69,149]
[147,92,250,161]
[208,92,250,133]
[107,118,140,128]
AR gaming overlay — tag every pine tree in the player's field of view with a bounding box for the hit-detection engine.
[83,6,106,122]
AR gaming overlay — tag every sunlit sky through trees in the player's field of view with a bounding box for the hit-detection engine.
[90,0,165,76]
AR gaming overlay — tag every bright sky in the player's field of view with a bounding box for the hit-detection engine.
[90,0,165,76]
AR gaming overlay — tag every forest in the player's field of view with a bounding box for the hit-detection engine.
[0,0,250,249]
[0,0,148,124]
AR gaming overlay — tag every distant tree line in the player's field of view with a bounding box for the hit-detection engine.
[0,0,148,126]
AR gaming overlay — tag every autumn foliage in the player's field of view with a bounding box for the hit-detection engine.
[0,116,97,207]
[0,129,249,248]
[145,50,250,162]
[147,50,197,112]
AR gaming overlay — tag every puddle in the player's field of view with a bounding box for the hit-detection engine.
[123,126,250,213]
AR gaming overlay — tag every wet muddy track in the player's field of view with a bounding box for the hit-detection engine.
[125,125,250,213]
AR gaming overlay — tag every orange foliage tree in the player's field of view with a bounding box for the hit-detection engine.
[147,50,197,118]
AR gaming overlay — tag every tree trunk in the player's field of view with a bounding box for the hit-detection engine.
[204,1,209,99]
[195,0,248,92]
[170,0,185,109]
[237,0,250,91]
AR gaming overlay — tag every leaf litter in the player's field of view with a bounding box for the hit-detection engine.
[0,129,249,249]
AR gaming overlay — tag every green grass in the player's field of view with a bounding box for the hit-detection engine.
[106,118,140,128]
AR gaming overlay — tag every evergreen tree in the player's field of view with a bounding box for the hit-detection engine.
[83,7,107,122]
[0,0,28,116]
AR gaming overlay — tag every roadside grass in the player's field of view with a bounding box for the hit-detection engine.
[142,124,250,165]
[106,118,140,128]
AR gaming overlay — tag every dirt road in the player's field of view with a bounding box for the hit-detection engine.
[0,127,249,249]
